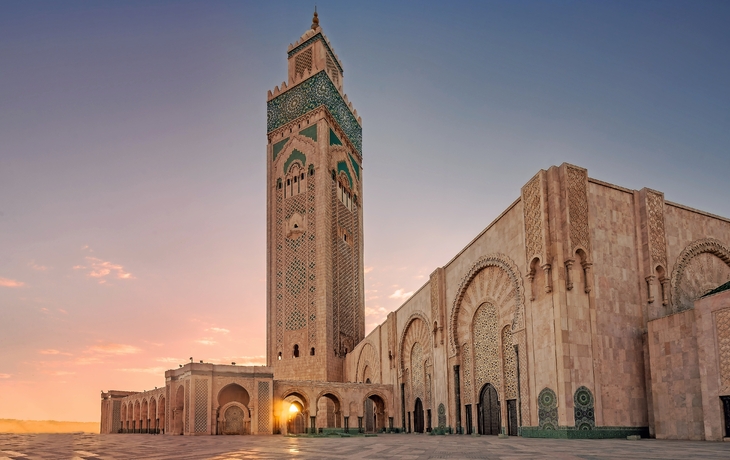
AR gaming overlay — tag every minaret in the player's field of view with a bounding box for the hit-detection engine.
[266,12,364,382]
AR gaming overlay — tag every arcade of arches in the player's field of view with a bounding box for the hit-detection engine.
[101,15,730,441]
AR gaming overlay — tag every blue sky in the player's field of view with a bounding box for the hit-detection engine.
[1,1,728,421]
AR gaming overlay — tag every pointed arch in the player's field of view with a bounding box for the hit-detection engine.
[355,341,380,384]
[671,238,730,312]
[449,254,525,356]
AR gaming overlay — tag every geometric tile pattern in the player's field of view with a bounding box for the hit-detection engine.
[295,47,313,78]
[502,326,517,400]
[646,191,667,269]
[5,433,730,459]
[258,381,271,434]
[716,308,730,388]
[437,403,447,428]
[194,380,208,433]
[267,71,362,155]
[566,165,590,256]
[573,386,595,430]
[410,343,424,405]
[473,302,500,396]
[522,173,543,262]
[538,387,558,430]
[288,32,343,73]
[461,342,472,404]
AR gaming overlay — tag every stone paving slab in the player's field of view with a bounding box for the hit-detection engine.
[1,433,729,460]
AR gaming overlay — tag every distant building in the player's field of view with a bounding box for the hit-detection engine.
[101,11,730,440]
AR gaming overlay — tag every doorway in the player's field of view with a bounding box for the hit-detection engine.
[478,383,500,435]
[413,398,424,433]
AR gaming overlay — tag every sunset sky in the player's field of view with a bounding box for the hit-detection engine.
[1,1,729,422]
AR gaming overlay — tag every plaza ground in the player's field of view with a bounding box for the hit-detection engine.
[1,433,729,459]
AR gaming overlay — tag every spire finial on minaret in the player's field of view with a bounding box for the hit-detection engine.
[311,7,319,30]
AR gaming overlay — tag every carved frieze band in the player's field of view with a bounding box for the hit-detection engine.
[565,165,591,258]
[522,173,545,263]
[646,191,668,270]
[522,171,551,298]
[430,267,446,346]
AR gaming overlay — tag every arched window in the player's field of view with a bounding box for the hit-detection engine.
[285,163,305,198]
[293,344,300,358]
[278,352,282,360]
[310,347,315,356]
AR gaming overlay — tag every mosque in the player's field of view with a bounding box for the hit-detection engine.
[101,12,730,441]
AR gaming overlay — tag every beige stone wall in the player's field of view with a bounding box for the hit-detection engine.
[587,181,647,427]
[647,310,704,439]
[694,288,730,441]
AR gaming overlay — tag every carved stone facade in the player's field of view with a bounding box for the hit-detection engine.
[102,15,730,441]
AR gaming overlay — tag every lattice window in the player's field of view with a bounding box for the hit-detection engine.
[276,188,283,352]
[284,193,308,331]
[307,178,317,348]
[332,176,360,353]
[326,52,339,86]
[462,342,472,404]
[194,380,208,433]
[473,303,500,393]
[258,381,271,433]
[502,326,518,400]
[295,47,313,78]
[717,308,730,389]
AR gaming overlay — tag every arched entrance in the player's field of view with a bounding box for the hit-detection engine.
[316,393,342,429]
[217,384,250,435]
[413,398,424,433]
[281,391,309,435]
[364,392,386,433]
[478,383,500,435]
[286,400,306,434]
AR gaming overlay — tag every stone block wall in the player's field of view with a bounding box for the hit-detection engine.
[647,310,704,439]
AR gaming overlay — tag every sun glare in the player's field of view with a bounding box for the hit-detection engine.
[289,404,299,413]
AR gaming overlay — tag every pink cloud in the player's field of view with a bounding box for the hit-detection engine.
[0,277,25,288]
[38,349,72,356]
[207,327,229,334]
[28,261,50,271]
[87,343,141,355]
[0,373,11,379]
[388,288,414,300]
[196,338,216,346]
[74,256,134,283]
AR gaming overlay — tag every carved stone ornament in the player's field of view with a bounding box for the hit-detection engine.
[670,238,730,313]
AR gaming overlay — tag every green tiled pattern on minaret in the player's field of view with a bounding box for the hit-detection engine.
[329,129,342,146]
[267,71,362,155]
[272,137,289,161]
[348,153,360,180]
[299,124,318,141]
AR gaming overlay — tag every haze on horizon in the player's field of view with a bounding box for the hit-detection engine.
[1,1,728,423]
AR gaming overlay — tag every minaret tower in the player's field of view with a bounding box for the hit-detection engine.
[266,11,364,382]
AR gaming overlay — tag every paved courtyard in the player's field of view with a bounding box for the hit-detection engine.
[1,433,729,460]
